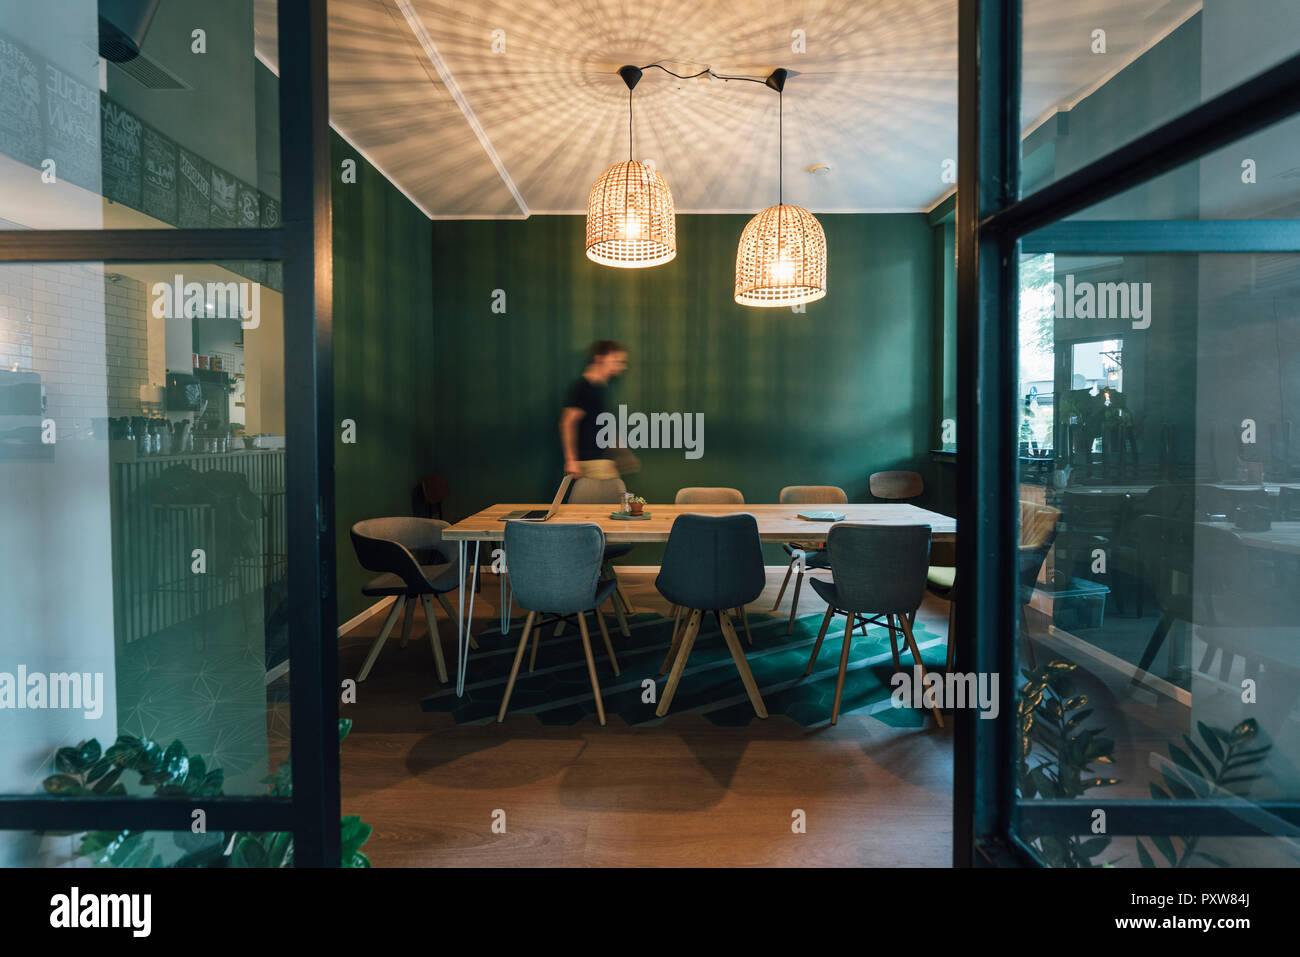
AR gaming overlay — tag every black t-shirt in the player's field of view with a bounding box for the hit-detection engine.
[565,377,607,460]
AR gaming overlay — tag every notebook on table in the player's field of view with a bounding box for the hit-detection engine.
[797,510,845,522]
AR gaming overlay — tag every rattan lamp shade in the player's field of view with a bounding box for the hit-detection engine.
[734,204,827,307]
[585,160,676,268]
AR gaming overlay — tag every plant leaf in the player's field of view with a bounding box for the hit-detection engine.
[1151,834,1179,867]
[54,747,85,775]
[43,774,84,795]
[1136,840,1156,869]
[1198,721,1225,762]
[1158,769,1195,800]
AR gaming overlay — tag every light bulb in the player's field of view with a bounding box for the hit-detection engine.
[770,258,795,284]
[623,215,642,240]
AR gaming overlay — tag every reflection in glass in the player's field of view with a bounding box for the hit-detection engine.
[1015,241,1300,866]
[0,261,288,866]
[0,0,279,231]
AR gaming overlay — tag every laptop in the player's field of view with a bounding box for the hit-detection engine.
[499,474,574,522]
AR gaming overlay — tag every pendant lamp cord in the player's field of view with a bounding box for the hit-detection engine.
[628,87,633,161]
[778,87,783,206]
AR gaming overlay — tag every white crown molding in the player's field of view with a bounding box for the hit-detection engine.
[254,48,438,220]
[1021,1,1203,141]
[392,0,530,218]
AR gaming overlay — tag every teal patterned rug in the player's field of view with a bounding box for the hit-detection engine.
[420,609,949,728]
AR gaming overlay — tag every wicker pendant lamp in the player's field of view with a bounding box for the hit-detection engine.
[735,69,827,307]
[586,66,677,268]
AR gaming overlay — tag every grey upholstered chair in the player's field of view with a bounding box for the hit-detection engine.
[675,486,745,505]
[804,524,942,726]
[349,517,467,683]
[770,485,848,633]
[869,470,924,500]
[497,521,620,726]
[654,513,768,719]
[668,486,752,645]
[568,475,635,635]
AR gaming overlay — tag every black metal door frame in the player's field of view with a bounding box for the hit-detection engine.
[0,0,339,867]
[955,0,1300,866]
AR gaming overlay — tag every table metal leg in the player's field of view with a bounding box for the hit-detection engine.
[500,568,513,634]
[458,540,481,696]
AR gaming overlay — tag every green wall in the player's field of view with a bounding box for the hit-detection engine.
[431,213,939,562]
[333,134,436,620]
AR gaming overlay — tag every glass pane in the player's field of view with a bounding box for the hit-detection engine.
[1060,113,1300,222]
[1020,1,1300,196]
[0,0,279,229]
[1014,235,1300,864]
[0,260,289,866]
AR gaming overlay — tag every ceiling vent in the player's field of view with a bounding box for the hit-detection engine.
[107,51,189,90]
[97,0,187,90]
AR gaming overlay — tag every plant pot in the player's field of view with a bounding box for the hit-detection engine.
[630,503,644,515]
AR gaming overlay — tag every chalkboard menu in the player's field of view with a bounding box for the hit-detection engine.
[140,124,177,224]
[101,98,141,209]
[0,32,43,168]
[262,197,282,291]
[209,166,238,228]
[177,146,211,228]
[0,25,284,260]
[41,57,100,191]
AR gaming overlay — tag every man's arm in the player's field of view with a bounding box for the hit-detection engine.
[560,406,583,476]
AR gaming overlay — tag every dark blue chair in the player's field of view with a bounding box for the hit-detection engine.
[805,523,941,726]
[497,521,620,726]
[653,513,768,719]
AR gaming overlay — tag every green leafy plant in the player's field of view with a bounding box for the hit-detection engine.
[1137,718,1270,868]
[1016,659,1120,867]
[42,718,370,867]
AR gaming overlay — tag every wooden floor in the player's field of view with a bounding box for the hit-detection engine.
[337,567,954,867]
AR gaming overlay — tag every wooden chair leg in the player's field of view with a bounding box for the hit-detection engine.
[659,606,685,675]
[718,611,768,718]
[575,611,607,726]
[615,581,635,617]
[899,612,944,728]
[656,609,702,716]
[421,594,449,684]
[830,611,855,724]
[497,611,536,722]
[770,560,795,612]
[358,595,406,681]
[787,568,804,634]
[398,595,416,647]
[738,606,753,646]
[610,589,631,637]
[529,616,548,671]
[886,614,902,672]
[806,606,835,675]
[434,592,478,650]
[593,607,620,675]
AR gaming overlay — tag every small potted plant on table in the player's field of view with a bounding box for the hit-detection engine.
[628,495,646,516]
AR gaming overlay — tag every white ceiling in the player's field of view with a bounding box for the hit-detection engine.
[254,0,1202,218]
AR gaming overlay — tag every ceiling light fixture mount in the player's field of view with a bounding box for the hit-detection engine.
[734,68,827,308]
[585,64,677,269]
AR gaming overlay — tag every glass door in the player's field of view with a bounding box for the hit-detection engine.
[958,0,1300,867]
[0,0,338,867]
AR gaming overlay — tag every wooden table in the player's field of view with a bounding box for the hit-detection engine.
[440,503,957,695]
